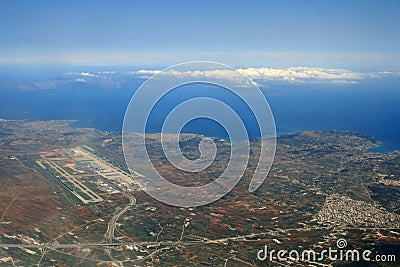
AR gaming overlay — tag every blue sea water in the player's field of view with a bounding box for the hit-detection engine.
[0,67,399,152]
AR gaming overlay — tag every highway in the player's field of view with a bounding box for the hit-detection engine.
[2,226,400,249]
[103,188,136,262]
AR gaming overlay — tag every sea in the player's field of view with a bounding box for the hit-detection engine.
[0,66,399,152]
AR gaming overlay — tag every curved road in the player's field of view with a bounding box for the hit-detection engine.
[104,191,136,262]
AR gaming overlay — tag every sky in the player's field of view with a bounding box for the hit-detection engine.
[0,0,399,69]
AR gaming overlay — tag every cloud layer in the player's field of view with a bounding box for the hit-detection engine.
[18,66,398,91]
[132,66,365,84]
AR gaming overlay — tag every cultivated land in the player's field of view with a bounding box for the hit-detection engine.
[0,120,399,266]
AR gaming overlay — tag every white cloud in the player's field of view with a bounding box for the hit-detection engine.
[238,67,363,81]
[80,72,95,77]
[135,69,162,75]
[64,72,95,77]
[133,67,365,84]
[97,71,115,74]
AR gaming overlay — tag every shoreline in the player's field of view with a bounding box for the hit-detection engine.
[1,117,399,153]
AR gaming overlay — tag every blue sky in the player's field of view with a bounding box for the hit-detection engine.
[0,0,399,69]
